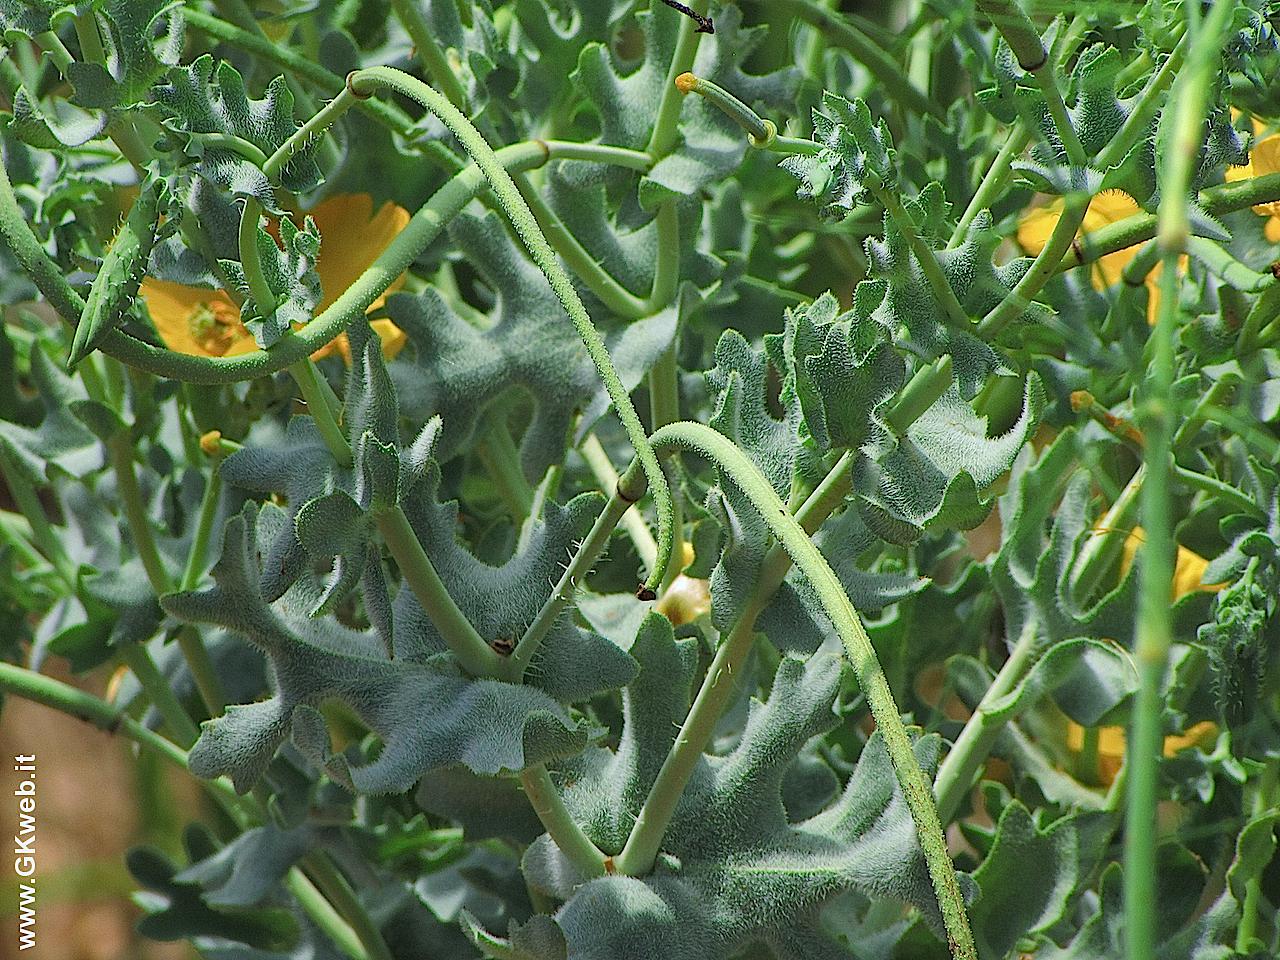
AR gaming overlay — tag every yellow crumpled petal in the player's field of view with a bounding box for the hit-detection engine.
[1016,191,1187,325]
[140,193,410,362]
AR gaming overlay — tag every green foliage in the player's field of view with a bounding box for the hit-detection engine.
[3,2,1280,960]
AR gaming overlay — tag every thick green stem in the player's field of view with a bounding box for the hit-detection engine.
[1068,466,1145,607]
[647,0,710,158]
[617,424,975,958]
[475,410,535,519]
[1126,7,1236,960]
[302,854,395,960]
[0,661,237,809]
[374,506,502,678]
[290,360,354,468]
[510,465,647,680]
[979,191,1089,338]
[932,621,1039,824]
[347,67,674,593]
[948,126,1031,249]
[520,765,609,878]
[580,434,658,571]
[615,451,852,879]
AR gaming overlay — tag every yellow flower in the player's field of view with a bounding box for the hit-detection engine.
[1063,528,1223,786]
[1017,191,1181,325]
[140,194,410,362]
[1225,125,1280,244]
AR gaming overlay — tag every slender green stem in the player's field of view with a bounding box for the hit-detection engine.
[971,0,1051,74]
[106,435,171,594]
[281,871,371,960]
[647,0,710,158]
[520,765,609,878]
[870,179,971,330]
[390,0,469,110]
[948,126,1031,249]
[675,73,771,142]
[1031,66,1087,168]
[617,425,975,958]
[932,621,1038,824]
[1173,466,1266,519]
[373,506,502,678]
[1236,756,1280,951]
[117,643,200,748]
[766,0,944,120]
[615,451,852,880]
[348,67,674,593]
[185,132,271,168]
[580,433,658,571]
[1068,465,1145,607]
[1063,173,1280,275]
[181,473,223,590]
[476,412,535,519]
[885,357,953,436]
[1126,7,1235,960]
[510,465,646,679]
[302,854,394,960]
[0,445,74,585]
[290,360,354,468]
[0,662,238,810]
[34,31,74,74]
[1172,374,1238,451]
[237,196,276,314]
[519,182,650,317]
[264,88,358,181]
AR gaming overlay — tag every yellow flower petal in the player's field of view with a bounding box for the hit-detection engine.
[1017,191,1144,291]
[138,278,256,357]
[1116,526,1224,599]
[140,193,411,362]
[1065,719,1218,787]
[1225,129,1280,235]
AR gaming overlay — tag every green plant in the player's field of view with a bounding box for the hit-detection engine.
[1,1,1279,958]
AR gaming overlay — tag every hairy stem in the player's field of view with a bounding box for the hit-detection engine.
[932,621,1039,824]
[347,67,674,593]
[390,0,469,109]
[373,506,502,678]
[511,464,648,680]
[648,0,711,158]
[580,433,659,571]
[520,764,610,878]
[617,424,975,958]
[301,853,395,960]
[616,450,853,878]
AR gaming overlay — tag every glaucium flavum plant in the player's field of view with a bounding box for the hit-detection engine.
[1,1,1279,959]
